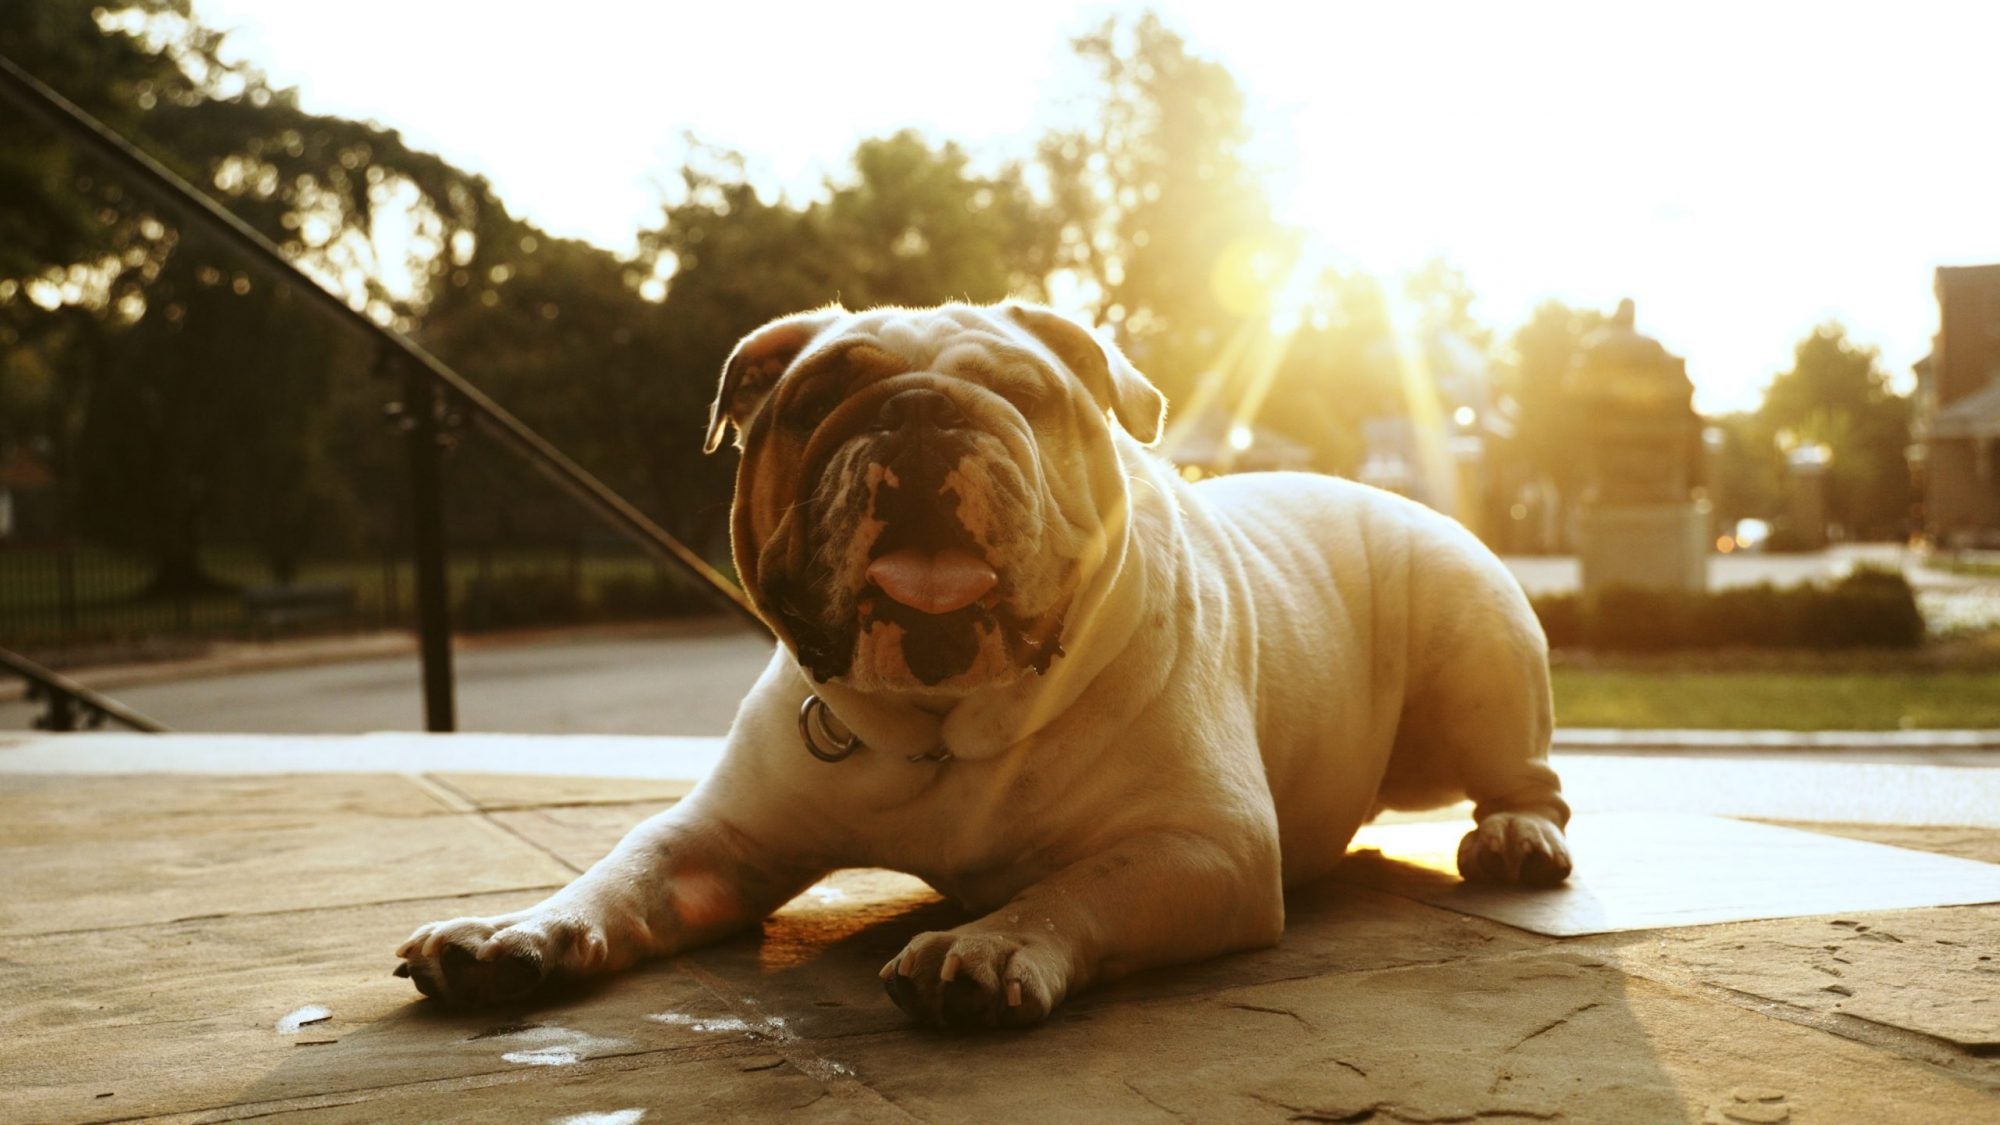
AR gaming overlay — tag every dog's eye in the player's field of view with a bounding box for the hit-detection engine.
[994,378,1053,421]
[780,381,845,430]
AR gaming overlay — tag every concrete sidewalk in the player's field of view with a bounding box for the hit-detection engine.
[2,735,1995,1122]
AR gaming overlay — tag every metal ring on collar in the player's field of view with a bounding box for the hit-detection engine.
[799,694,862,763]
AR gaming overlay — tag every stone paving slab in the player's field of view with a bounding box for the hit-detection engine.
[1345,812,2000,934]
[823,951,1997,1124]
[0,815,570,938]
[0,773,454,845]
[0,774,573,938]
[484,801,674,872]
[1764,819,2000,865]
[170,1049,884,1124]
[5,890,549,1121]
[426,772,695,811]
[1592,905,2000,1052]
[4,763,1998,1124]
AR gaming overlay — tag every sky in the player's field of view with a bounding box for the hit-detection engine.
[187,0,2000,414]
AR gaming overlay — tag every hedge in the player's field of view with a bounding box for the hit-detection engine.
[1532,567,1924,651]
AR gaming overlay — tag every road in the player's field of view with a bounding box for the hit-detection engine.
[1,622,779,736]
[3,546,1988,736]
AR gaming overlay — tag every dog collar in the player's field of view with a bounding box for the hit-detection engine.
[798,694,954,765]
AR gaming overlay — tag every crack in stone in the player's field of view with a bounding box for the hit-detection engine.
[1277,1102,1562,1123]
[1122,1077,1189,1120]
[1223,1001,1317,1034]
[1504,1001,1601,1053]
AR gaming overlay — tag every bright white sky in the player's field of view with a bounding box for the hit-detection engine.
[189,0,1999,413]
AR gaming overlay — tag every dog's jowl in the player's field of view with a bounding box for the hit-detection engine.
[396,302,1571,1028]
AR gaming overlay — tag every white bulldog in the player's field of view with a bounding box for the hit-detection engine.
[395,302,1572,1027]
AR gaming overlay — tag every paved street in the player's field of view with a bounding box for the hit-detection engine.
[2,546,1992,736]
[0,621,778,736]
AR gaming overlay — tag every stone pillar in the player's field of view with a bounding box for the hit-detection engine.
[1568,300,1709,594]
[1786,447,1832,548]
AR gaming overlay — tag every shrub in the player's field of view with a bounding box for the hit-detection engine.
[457,571,582,631]
[1532,566,1923,651]
[593,572,714,619]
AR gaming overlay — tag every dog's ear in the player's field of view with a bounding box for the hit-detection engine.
[705,307,847,453]
[1004,303,1166,445]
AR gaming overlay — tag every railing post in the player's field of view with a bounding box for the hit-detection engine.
[39,685,78,732]
[400,373,457,733]
[57,540,77,639]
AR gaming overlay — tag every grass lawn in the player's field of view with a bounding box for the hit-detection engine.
[1552,666,2000,730]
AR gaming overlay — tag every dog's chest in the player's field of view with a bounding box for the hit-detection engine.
[826,749,1090,907]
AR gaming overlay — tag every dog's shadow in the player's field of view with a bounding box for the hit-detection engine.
[390,860,1527,1040]
[216,863,1695,1121]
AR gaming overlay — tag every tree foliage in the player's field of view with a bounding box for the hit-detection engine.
[1494,299,1610,528]
[1754,324,1912,539]
[1044,13,1287,405]
[2,0,529,589]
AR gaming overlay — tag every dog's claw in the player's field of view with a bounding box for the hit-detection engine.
[392,963,411,978]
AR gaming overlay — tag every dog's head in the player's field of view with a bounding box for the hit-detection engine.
[707,302,1165,696]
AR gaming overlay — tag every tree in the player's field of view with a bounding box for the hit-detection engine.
[1043,14,1289,408]
[2,0,537,589]
[1756,324,1912,540]
[1496,299,1611,543]
[1405,259,1494,357]
[1249,268,1401,475]
[1707,410,1786,528]
[817,131,1057,308]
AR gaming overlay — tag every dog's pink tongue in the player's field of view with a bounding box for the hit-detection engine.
[867,548,997,615]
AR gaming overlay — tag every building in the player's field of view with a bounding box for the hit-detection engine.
[1915,265,2000,548]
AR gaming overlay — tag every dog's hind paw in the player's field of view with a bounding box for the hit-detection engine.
[1457,811,1572,887]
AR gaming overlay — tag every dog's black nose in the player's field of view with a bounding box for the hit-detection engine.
[876,388,966,434]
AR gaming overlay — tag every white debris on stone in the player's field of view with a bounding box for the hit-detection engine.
[489,1026,630,1067]
[275,1005,331,1034]
[646,1011,791,1038]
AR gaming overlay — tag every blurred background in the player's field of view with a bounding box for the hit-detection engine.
[3,0,1998,734]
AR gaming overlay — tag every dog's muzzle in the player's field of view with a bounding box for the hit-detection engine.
[850,390,1003,685]
[774,384,1065,689]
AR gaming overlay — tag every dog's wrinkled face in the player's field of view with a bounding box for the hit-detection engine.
[709,304,1164,696]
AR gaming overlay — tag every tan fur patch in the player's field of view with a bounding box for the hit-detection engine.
[942,460,996,553]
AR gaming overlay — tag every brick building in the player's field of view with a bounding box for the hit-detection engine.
[1915,264,2000,547]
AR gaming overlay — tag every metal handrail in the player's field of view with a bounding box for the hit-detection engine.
[0,52,771,731]
[0,646,168,732]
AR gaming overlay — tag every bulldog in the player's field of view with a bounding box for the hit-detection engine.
[394,302,1572,1027]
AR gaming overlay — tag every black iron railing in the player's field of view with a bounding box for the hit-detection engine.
[0,54,767,733]
[0,645,166,732]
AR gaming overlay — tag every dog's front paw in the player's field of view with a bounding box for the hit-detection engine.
[393,910,612,1007]
[1457,811,1572,886]
[881,926,1074,1030]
